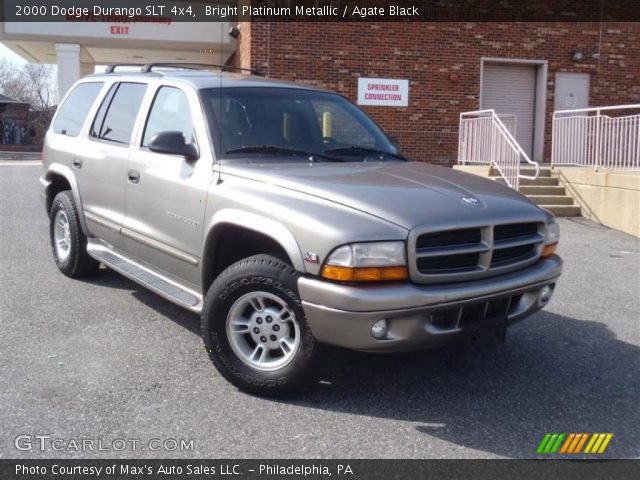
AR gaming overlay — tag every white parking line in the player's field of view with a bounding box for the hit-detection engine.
[0,160,41,166]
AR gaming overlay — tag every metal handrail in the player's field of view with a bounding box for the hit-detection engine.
[554,103,640,116]
[458,109,540,190]
[552,104,640,170]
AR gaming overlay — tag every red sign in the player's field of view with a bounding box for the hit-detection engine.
[110,25,130,35]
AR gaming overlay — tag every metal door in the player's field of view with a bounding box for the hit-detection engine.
[555,73,590,111]
[482,62,537,157]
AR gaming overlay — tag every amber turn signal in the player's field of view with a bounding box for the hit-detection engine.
[321,265,409,282]
[541,243,558,258]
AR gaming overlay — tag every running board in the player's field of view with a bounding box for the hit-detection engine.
[87,239,203,313]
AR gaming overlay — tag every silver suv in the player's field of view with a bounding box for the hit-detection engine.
[41,64,562,396]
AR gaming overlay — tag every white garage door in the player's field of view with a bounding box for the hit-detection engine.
[482,62,537,157]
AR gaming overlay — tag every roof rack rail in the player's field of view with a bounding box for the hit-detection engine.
[104,63,147,73]
[140,63,265,77]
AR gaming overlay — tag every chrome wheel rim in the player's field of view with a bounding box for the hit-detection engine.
[226,291,301,372]
[53,210,71,262]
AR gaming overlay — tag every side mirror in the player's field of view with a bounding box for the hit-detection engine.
[389,136,400,149]
[148,131,198,161]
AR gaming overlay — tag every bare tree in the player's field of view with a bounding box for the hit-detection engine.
[0,59,57,143]
[0,59,56,110]
[0,59,18,90]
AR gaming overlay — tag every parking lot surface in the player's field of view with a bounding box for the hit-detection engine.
[1,164,638,458]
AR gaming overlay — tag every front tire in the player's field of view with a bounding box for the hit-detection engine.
[49,191,100,278]
[201,255,318,396]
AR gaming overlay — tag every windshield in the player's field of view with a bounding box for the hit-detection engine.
[201,87,402,161]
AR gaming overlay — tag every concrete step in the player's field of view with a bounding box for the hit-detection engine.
[489,167,552,177]
[520,176,559,186]
[518,185,566,196]
[522,167,552,177]
[492,176,559,186]
[455,165,582,218]
[541,205,582,217]
[527,195,574,206]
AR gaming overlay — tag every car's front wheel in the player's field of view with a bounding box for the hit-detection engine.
[49,191,100,278]
[201,255,318,396]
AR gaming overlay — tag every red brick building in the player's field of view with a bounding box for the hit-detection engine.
[229,22,640,165]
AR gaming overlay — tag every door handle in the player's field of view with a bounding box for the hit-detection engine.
[72,158,82,169]
[128,169,140,184]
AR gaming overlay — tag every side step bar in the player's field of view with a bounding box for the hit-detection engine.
[86,239,203,313]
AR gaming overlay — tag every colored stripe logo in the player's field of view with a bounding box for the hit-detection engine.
[537,433,613,455]
[537,433,613,454]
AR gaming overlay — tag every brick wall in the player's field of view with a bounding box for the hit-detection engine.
[230,22,640,166]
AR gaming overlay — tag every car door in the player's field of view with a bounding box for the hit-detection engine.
[79,81,148,249]
[122,84,214,289]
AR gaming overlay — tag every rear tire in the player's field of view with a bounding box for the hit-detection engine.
[201,255,318,397]
[49,191,100,278]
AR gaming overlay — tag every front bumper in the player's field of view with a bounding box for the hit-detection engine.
[298,255,562,352]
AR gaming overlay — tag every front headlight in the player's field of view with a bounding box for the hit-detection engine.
[321,241,408,282]
[542,218,560,257]
[546,221,560,245]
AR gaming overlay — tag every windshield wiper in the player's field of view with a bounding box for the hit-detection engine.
[227,145,309,156]
[226,145,344,162]
[323,146,408,161]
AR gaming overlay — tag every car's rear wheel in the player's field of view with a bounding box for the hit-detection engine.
[49,191,100,278]
[201,254,318,396]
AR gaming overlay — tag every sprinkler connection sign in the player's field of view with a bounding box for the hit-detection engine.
[357,78,409,107]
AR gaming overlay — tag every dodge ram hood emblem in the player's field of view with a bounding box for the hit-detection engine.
[462,196,480,206]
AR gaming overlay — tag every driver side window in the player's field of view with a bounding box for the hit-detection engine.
[143,87,194,147]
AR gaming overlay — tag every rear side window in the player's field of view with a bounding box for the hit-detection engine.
[52,82,104,137]
[90,83,117,139]
[142,87,194,147]
[90,82,147,145]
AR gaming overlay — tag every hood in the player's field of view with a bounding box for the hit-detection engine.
[220,161,547,230]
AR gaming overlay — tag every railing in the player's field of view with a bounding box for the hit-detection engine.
[552,104,640,170]
[498,114,518,138]
[458,110,539,190]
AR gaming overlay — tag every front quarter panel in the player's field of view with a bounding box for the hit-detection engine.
[203,174,409,275]
[205,208,307,272]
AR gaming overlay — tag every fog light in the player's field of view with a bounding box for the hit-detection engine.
[539,285,553,304]
[371,319,388,339]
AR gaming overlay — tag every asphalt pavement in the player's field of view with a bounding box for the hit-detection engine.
[1,163,638,459]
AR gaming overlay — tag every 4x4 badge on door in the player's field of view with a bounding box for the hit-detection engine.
[462,196,480,206]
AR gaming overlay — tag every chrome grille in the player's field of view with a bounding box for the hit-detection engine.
[492,222,542,267]
[494,223,538,241]
[491,244,537,267]
[417,252,480,274]
[409,222,544,283]
[416,228,482,249]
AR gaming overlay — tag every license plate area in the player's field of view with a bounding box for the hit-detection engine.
[459,305,507,349]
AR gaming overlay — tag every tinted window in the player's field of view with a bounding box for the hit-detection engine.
[52,82,104,137]
[91,83,146,145]
[202,88,397,159]
[310,99,377,148]
[90,84,117,138]
[143,87,194,147]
